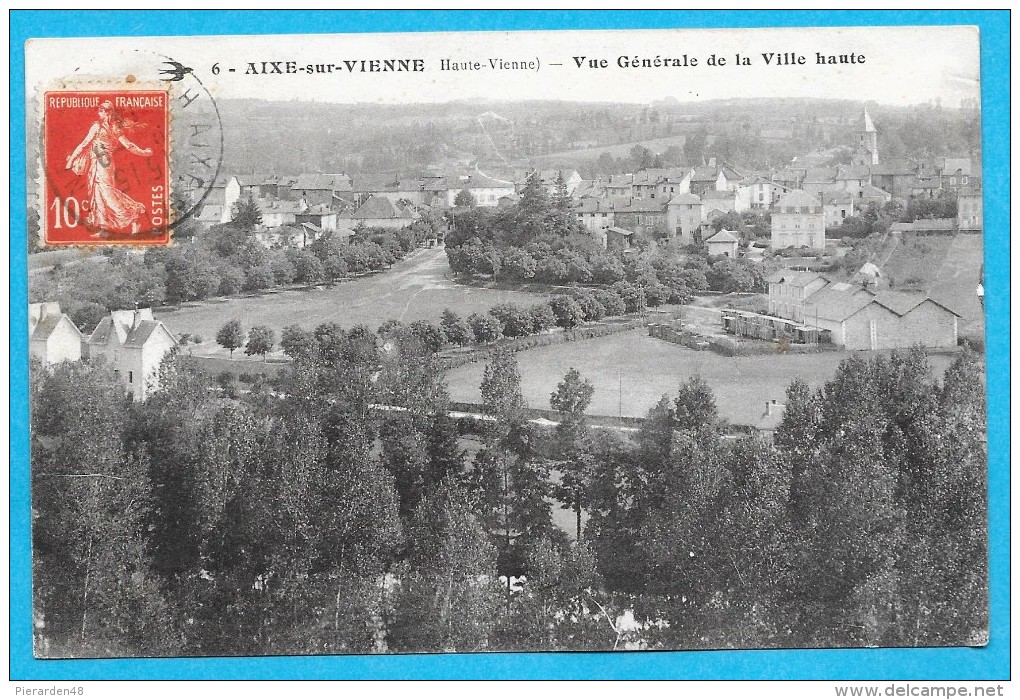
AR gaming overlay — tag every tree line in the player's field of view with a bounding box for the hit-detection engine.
[28,210,440,337]
[31,319,987,655]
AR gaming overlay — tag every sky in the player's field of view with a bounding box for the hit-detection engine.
[26,26,980,107]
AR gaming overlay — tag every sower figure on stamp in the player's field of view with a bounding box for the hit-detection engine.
[65,100,153,237]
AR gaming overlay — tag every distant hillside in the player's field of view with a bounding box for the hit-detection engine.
[168,96,980,178]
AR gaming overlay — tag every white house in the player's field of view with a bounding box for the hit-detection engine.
[705,229,740,258]
[29,302,84,365]
[665,193,703,244]
[770,189,825,250]
[87,308,178,402]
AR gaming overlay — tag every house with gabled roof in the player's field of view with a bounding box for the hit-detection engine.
[87,308,178,401]
[341,194,417,230]
[29,302,84,365]
[665,192,703,244]
[705,229,740,258]
[799,283,960,350]
[689,166,727,196]
[766,269,831,322]
[575,197,616,240]
[702,188,742,213]
[441,172,515,207]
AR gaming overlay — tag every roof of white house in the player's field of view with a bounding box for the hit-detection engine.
[766,269,828,286]
[776,189,822,209]
[31,313,82,343]
[352,195,413,220]
[668,193,702,206]
[123,320,175,349]
[705,229,740,244]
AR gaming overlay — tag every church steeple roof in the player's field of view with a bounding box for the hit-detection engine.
[860,107,876,133]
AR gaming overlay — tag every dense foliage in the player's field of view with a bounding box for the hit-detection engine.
[32,336,987,655]
[445,173,764,297]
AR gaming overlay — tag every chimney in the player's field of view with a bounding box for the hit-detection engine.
[133,307,143,330]
[708,157,717,168]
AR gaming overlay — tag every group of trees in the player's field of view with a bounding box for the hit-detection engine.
[32,317,987,655]
[28,211,437,335]
[827,195,959,241]
[445,172,766,298]
[215,320,276,360]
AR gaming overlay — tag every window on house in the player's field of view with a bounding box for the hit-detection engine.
[962,176,969,184]
[128,371,133,384]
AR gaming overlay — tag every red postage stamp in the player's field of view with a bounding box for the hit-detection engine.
[41,89,171,246]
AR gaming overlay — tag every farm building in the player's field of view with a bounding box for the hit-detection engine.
[797,282,960,350]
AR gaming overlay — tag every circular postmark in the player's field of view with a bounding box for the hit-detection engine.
[37,50,224,246]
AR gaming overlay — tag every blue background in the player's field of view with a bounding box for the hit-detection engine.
[9,10,1010,681]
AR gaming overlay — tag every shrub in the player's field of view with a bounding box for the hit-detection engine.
[640,281,671,308]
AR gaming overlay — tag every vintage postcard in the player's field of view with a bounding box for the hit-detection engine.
[22,23,992,664]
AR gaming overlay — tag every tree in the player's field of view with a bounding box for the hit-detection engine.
[231,194,263,231]
[518,171,550,216]
[216,319,245,357]
[549,295,585,329]
[550,368,597,540]
[440,309,474,347]
[217,266,246,296]
[31,362,178,655]
[454,189,476,207]
[528,302,557,334]
[390,481,500,652]
[290,250,326,286]
[244,325,275,361]
[489,303,533,338]
[468,312,503,344]
[244,264,276,292]
[323,255,349,283]
[409,320,446,353]
[268,250,296,285]
[481,347,527,429]
[280,325,314,360]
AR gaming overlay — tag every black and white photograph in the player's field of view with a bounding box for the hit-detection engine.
[24,24,988,659]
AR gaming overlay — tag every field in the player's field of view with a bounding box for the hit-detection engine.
[160,247,550,358]
[533,134,689,168]
[444,328,959,426]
